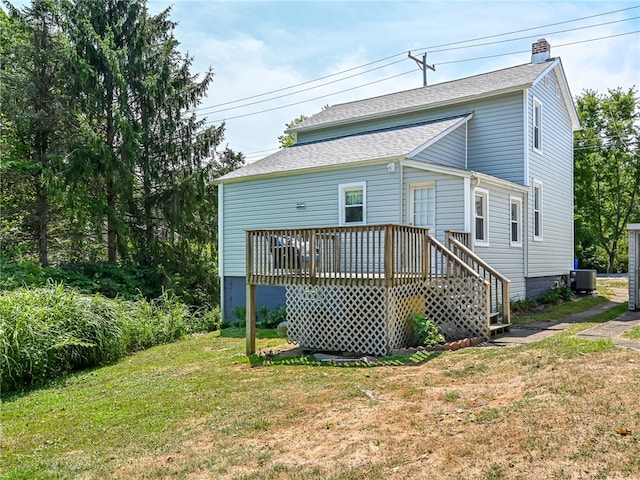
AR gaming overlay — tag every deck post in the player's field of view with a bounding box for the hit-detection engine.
[384,225,394,286]
[245,231,256,355]
[246,284,256,355]
[309,229,317,284]
[502,281,511,324]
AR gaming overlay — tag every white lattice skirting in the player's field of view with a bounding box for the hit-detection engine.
[286,278,489,356]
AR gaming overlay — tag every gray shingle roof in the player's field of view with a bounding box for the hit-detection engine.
[218,115,469,182]
[291,61,554,131]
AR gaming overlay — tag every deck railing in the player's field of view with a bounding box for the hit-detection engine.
[246,224,490,287]
[445,234,511,325]
[444,230,470,249]
[247,224,432,287]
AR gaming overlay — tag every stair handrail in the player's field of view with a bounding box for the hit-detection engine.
[446,235,511,325]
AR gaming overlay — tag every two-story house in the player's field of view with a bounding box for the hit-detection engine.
[215,39,580,355]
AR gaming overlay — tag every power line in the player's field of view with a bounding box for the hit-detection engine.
[194,57,407,116]
[189,52,404,113]
[231,30,639,158]
[438,30,640,66]
[427,16,639,54]
[418,5,639,50]
[206,30,639,126]
[193,16,639,119]
[208,69,417,123]
[194,6,639,113]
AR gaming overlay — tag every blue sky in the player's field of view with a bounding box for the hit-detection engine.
[13,0,640,160]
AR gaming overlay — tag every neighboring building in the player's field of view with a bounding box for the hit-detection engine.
[629,224,640,311]
[216,39,580,338]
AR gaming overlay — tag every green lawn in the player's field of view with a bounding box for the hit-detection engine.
[1,296,638,480]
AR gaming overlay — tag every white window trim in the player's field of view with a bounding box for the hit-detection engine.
[509,195,523,248]
[408,182,436,228]
[533,180,543,241]
[473,187,489,247]
[338,181,366,226]
[533,98,543,154]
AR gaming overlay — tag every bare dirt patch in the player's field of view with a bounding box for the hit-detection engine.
[156,345,640,480]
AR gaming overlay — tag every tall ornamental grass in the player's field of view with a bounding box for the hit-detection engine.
[0,285,218,393]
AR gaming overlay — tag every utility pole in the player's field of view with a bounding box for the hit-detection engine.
[408,51,435,87]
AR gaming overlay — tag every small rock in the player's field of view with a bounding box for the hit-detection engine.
[276,321,288,336]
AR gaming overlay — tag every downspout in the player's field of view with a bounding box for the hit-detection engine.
[465,122,468,169]
[523,89,530,279]
[524,190,529,280]
[218,183,225,320]
[399,160,404,223]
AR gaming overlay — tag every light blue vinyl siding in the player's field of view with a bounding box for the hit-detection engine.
[297,93,525,185]
[222,162,401,277]
[472,182,526,300]
[411,123,466,168]
[465,93,525,183]
[526,70,574,277]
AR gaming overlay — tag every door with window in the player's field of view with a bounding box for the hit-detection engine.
[409,184,435,228]
[409,183,435,274]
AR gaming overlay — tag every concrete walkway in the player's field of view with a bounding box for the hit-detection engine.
[489,298,640,352]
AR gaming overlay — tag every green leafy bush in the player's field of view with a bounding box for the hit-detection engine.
[537,286,574,305]
[0,286,217,393]
[0,260,164,299]
[409,313,445,347]
[510,297,538,315]
[257,306,287,329]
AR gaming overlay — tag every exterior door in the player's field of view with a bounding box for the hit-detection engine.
[409,184,435,229]
[409,183,436,274]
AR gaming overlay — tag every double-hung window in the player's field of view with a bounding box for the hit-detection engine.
[533,181,543,240]
[474,189,489,245]
[510,196,522,247]
[533,99,543,152]
[339,182,366,225]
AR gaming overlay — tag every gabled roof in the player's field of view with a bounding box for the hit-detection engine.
[289,58,578,132]
[217,114,471,183]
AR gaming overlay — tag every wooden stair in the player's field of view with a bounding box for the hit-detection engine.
[489,311,511,336]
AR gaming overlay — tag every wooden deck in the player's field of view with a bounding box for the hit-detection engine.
[244,224,510,354]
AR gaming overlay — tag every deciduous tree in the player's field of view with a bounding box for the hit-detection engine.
[574,87,640,273]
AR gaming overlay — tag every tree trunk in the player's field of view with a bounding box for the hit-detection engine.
[107,176,117,264]
[607,241,618,274]
[143,174,154,265]
[105,88,117,265]
[34,178,49,266]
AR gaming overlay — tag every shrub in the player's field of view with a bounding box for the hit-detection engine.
[0,260,163,300]
[537,286,574,305]
[232,306,246,327]
[186,307,221,334]
[409,313,445,347]
[0,286,213,393]
[257,306,287,329]
[510,297,538,315]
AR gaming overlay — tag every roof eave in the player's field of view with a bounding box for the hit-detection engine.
[288,85,529,135]
[214,155,408,185]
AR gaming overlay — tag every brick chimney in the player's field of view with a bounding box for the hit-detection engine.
[531,38,551,64]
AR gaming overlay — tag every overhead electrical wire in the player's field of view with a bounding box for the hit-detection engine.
[195,21,639,122]
[190,5,639,114]
[205,30,639,125]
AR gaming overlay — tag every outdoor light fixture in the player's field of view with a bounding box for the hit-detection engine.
[387,162,395,173]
